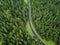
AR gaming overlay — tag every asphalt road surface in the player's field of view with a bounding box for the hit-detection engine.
[28,0,46,45]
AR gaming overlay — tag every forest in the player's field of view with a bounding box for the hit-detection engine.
[0,0,60,45]
[0,0,42,45]
[31,0,60,45]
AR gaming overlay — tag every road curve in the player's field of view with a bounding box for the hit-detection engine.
[28,0,46,45]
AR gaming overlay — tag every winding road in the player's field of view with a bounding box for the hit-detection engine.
[28,0,46,45]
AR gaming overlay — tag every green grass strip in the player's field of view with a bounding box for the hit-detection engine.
[0,40,3,45]
[24,0,28,4]
[26,22,34,37]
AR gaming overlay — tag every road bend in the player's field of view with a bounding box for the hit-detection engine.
[28,0,46,45]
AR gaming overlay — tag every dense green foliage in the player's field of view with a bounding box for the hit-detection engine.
[0,0,42,45]
[0,0,60,45]
[31,0,60,44]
